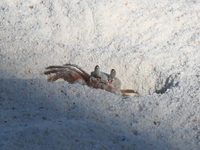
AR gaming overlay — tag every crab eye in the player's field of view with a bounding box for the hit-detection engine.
[95,65,99,70]
[110,69,116,79]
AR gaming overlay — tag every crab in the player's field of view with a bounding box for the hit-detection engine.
[44,64,136,96]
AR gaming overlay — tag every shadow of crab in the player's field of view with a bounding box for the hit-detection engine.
[123,68,180,96]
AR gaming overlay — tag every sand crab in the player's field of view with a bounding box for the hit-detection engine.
[44,64,136,96]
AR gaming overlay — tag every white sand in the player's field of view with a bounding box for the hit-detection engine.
[1,0,200,149]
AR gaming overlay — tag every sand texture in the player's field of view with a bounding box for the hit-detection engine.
[1,0,200,150]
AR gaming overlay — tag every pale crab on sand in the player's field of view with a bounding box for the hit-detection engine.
[44,64,136,96]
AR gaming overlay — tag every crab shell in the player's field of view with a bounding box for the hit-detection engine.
[89,68,122,95]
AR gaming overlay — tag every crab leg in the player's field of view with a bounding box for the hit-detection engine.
[121,89,137,96]
[46,64,90,81]
[45,70,88,85]
[64,64,90,82]
[46,72,72,82]
[46,66,69,69]
[44,64,90,85]
[44,69,68,75]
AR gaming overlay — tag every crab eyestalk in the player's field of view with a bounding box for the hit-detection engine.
[108,69,116,83]
[94,65,101,78]
[110,69,116,79]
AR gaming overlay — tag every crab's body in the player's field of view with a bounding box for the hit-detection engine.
[44,64,136,96]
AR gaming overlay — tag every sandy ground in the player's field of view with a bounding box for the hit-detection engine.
[1,0,200,149]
